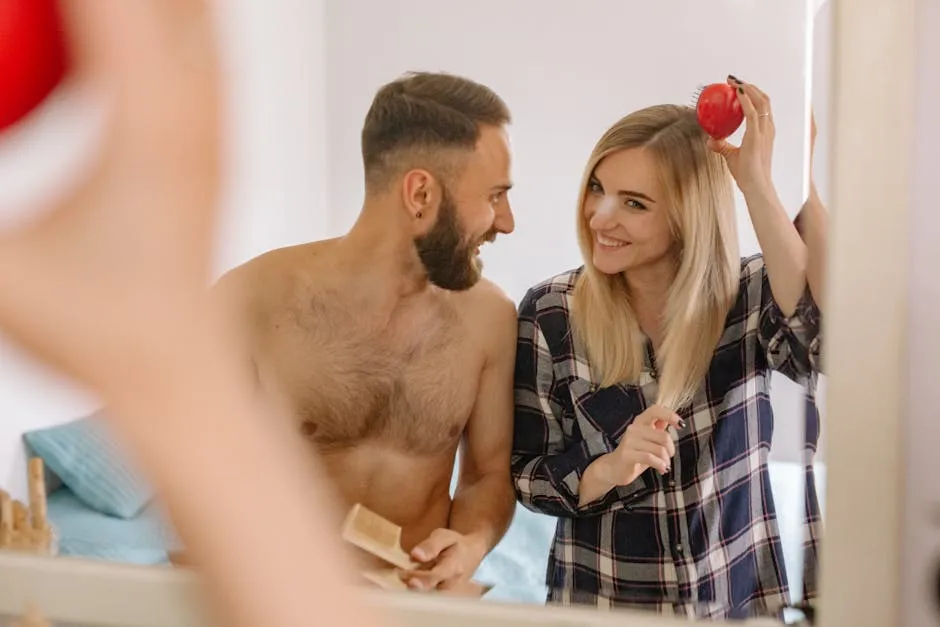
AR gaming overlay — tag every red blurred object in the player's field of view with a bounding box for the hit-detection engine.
[0,0,69,133]
[695,83,744,141]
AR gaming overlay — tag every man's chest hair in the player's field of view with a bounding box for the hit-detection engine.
[265,293,481,455]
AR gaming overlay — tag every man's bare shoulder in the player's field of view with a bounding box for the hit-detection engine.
[459,278,518,346]
[213,240,340,308]
[466,277,516,317]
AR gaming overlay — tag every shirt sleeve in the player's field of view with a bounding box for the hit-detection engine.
[746,255,824,381]
[510,288,652,518]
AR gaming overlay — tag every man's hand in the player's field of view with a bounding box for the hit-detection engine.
[400,528,486,591]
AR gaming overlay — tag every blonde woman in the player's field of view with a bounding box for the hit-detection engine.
[512,78,824,620]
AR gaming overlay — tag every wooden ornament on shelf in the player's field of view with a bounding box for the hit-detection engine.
[0,458,53,554]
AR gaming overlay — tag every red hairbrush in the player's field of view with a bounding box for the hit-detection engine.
[692,81,744,141]
[0,0,70,133]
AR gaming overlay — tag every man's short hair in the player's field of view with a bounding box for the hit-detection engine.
[361,71,511,193]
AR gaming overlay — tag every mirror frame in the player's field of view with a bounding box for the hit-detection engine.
[0,0,921,625]
[816,0,916,625]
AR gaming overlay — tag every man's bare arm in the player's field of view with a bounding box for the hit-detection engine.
[447,288,518,561]
[404,284,518,590]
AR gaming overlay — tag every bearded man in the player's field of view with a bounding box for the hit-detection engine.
[211,71,518,592]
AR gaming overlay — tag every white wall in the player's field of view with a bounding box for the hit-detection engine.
[323,0,817,462]
[212,0,329,274]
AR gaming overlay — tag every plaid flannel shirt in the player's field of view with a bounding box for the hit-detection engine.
[511,254,823,620]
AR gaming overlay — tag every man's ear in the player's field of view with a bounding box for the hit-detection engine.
[401,169,440,225]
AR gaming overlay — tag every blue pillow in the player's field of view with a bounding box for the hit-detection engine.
[47,487,175,566]
[23,412,154,519]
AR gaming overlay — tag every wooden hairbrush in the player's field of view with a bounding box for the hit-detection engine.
[341,503,419,571]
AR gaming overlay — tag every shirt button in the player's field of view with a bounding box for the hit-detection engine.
[675,544,684,554]
[667,479,676,488]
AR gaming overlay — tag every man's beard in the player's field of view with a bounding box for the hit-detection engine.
[414,189,488,291]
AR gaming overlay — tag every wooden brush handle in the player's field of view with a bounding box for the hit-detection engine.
[362,569,410,591]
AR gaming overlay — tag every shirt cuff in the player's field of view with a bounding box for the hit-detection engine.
[549,433,654,516]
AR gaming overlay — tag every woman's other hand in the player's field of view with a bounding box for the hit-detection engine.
[707,76,777,199]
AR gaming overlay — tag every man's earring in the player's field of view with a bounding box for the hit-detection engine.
[416,210,423,219]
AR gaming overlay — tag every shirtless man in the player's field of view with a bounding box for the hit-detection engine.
[215,72,518,591]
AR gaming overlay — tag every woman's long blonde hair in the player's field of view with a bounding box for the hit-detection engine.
[571,105,740,411]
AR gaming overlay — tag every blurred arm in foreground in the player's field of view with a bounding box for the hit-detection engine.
[0,2,386,626]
